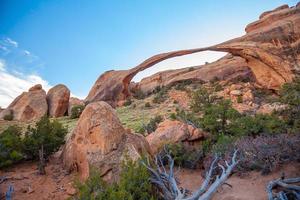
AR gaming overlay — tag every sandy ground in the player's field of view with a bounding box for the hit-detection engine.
[1,159,299,200]
[0,157,76,200]
[178,163,300,200]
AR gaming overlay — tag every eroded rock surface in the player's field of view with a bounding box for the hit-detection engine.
[146,119,208,154]
[0,84,48,121]
[62,101,152,182]
[47,84,70,117]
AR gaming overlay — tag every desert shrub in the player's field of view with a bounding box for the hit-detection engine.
[0,126,23,168]
[278,77,300,133]
[23,116,67,160]
[152,86,168,104]
[160,143,204,169]
[144,102,151,108]
[3,113,13,121]
[169,113,177,120]
[237,95,243,103]
[213,83,223,92]
[73,159,157,200]
[229,114,286,137]
[173,100,178,104]
[144,115,163,134]
[132,89,146,100]
[211,134,236,155]
[190,86,216,113]
[174,80,193,91]
[200,99,241,135]
[235,134,300,174]
[123,98,132,107]
[70,105,85,119]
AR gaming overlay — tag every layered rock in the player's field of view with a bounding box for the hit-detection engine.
[86,3,299,106]
[68,97,85,116]
[146,119,208,154]
[0,84,48,121]
[62,101,152,182]
[47,84,70,117]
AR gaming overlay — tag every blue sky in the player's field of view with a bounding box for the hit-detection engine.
[0,0,298,107]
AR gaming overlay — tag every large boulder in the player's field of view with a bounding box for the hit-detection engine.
[0,84,48,121]
[146,119,208,154]
[68,97,85,116]
[62,101,152,182]
[47,84,70,117]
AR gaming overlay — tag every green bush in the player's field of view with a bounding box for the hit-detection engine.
[73,159,157,200]
[71,105,85,119]
[0,126,23,168]
[152,86,168,104]
[237,96,243,103]
[133,89,146,100]
[139,115,163,134]
[23,116,67,160]
[279,77,300,133]
[174,80,192,91]
[161,143,204,169]
[123,99,132,107]
[201,99,240,135]
[169,113,177,120]
[144,102,151,108]
[190,86,216,113]
[3,113,13,121]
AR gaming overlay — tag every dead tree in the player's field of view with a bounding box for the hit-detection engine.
[267,176,300,200]
[38,145,46,175]
[142,149,239,200]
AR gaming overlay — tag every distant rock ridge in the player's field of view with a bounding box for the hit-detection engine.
[86,3,300,107]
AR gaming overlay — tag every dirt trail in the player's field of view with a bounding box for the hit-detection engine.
[178,163,300,200]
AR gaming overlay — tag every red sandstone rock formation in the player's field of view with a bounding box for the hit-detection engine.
[86,4,300,106]
[0,84,48,121]
[47,84,70,117]
[62,101,152,182]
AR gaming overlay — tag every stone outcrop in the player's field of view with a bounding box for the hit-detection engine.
[86,3,299,106]
[68,97,85,116]
[0,84,48,121]
[47,84,70,117]
[62,101,152,182]
[146,119,208,154]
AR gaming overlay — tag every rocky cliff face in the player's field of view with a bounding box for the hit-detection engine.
[47,84,70,117]
[86,3,300,107]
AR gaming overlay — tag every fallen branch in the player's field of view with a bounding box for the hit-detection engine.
[142,149,239,200]
[267,176,300,200]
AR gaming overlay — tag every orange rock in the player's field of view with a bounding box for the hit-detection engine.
[0,84,48,121]
[62,101,151,182]
[47,84,70,117]
[146,119,207,154]
[67,97,84,116]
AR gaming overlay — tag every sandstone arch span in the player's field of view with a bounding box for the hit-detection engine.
[85,4,300,107]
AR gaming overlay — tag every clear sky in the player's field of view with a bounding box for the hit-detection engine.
[0,0,298,107]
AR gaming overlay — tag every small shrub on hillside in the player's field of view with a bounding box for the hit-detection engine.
[0,126,23,168]
[3,113,13,121]
[279,77,300,133]
[152,86,168,104]
[73,159,157,200]
[144,102,151,108]
[132,89,146,100]
[70,105,85,119]
[229,114,286,137]
[237,96,243,103]
[174,80,193,91]
[169,113,177,120]
[190,86,216,113]
[144,115,163,134]
[123,98,132,107]
[160,143,204,169]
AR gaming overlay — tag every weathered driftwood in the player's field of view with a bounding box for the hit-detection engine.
[143,149,239,200]
[267,176,300,200]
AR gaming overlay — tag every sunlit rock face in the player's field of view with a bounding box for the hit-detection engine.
[62,101,152,182]
[47,84,70,117]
